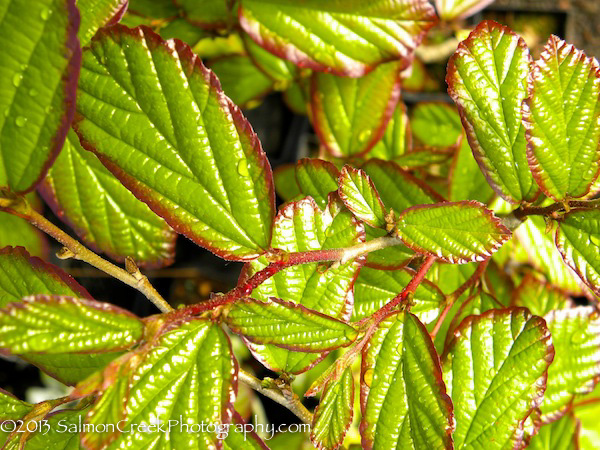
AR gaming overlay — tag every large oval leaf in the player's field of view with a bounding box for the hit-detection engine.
[239,0,437,77]
[447,21,538,203]
[393,201,511,263]
[40,129,177,268]
[442,308,554,449]
[83,318,237,449]
[311,61,401,157]
[523,36,600,200]
[360,312,454,449]
[243,196,364,374]
[556,209,600,295]
[74,25,275,261]
[0,0,80,193]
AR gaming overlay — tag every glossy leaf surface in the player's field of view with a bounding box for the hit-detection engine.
[394,201,511,263]
[243,33,298,85]
[40,130,176,268]
[239,0,437,77]
[311,61,402,157]
[0,295,143,354]
[0,246,90,308]
[226,297,358,352]
[295,158,339,209]
[542,306,600,420]
[523,36,600,200]
[310,367,354,450]
[78,0,128,46]
[338,166,386,228]
[442,308,554,449]
[83,318,236,449]
[361,312,454,449]
[245,197,364,374]
[448,21,537,203]
[75,25,275,261]
[436,0,494,21]
[0,0,80,193]
[556,209,600,295]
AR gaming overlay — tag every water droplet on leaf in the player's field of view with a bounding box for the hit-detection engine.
[40,8,50,20]
[15,116,26,127]
[358,129,372,143]
[363,368,374,387]
[237,160,249,177]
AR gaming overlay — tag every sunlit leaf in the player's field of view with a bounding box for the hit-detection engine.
[528,413,579,450]
[410,102,462,149]
[338,166,386,228]
[369,102,411,160]
[78,0,128,46]
[436,0,494,21]
[0,390,32,420]
[511,274,571,316]
[295,158,339,209]
[449,137,494,203]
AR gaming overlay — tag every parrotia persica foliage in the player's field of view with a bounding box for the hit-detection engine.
[0,0,599,449]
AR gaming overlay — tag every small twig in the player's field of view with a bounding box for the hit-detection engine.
[238,369,313,425]
[1,196,172,313]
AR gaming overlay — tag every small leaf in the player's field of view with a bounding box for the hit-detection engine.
[410,102,463,149]
[226,297,358,352]
[442,308,554,449]
[352,266,444,324]
[338,166,386,228]
[436,0,494,21]
[515,216,584,294]
[541,306,600,421]
[394,201,511,263]
[244,197,364,374]
[0,295,144,353]
[311,61,402,156]
[447,21,538,203]
[449,136,494,203]
[523,36,600,200]
[177,0,234,28]
[511,275,571,317]
[310,367,354,450]
[0,0,80,193]
[369,102,411,160]
[209,55,275,109]
[83,318,237,449]
[78,0,128,46]
[74,25,275,261]
[528,413,579,450]
[40,130,177,268]
[295,158,339,209]
[0,390,32,420]
[239,0,437,77]
[556,209,600,295]
[360,312,454,449]
[0,246,90,308]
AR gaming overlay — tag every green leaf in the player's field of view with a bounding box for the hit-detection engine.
[177,0,234,28]
[224,413,268,450]
[511,274,571,317]
[447,21,538,203]
[239,0,437,77]
[273,163,301,201]
[0,212,47,259]
[83,318,237,449]
[209,55,275,109]
[25,407,89,449]
[0,246,90,308]
[127,0,178,18]
[393,201,511,263]
[393,149,452,168]
[78,0,128,46]
[226,297,358,351]
[528,413,579,450]
[283,79,309,115]
[338,166,386,228]
[310,367,354,449]
[369,102,411,160]
[541,306,600,421]
[363,226,414,270]
[295,158,339,209]
[573,384,600,450]
[245,197,364,374]
[436,0,494,21]
[556,209,600,295]
[360,312,454,449]
[243,32,298,86]
[449,136,494,203]
[515,216,584,294]
[0,0,80,193]
[410,102,463,149]
[352,266,444,324]
[523,36,600,200]
[0,295,144,353]
[74,25,275,261]
[40,130,176,268]
[0,389,33,420]
[442,308,554,449]
[311,61,402,157]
